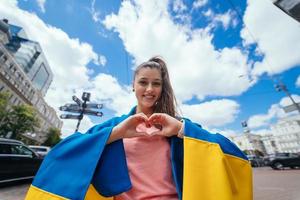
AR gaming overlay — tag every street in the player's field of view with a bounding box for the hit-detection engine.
[0,167,300,200]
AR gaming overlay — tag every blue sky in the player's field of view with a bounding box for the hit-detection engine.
[0,0,299,137]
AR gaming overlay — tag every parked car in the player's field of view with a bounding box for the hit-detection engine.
[269,152,300,170]
[0,138,43,184]
[29,145,51,158]
[246,155,265,167]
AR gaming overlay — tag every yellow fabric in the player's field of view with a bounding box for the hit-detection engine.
[25,185,69,200]
[182,137,253,200]
[85,184,114,200]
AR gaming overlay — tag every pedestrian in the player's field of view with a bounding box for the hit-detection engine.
[25,56,252,200]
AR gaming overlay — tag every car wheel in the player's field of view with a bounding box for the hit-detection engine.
[273,162,284,170]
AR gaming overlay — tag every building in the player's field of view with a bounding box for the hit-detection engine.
[260,134,278,155]
[270,115,300,153]
[5,24,53,96]
[230,114,300,155]
[229,132,266,155]
[0,19,62,143]
[273,0,300,23]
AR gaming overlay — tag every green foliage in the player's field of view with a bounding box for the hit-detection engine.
[0,91,40,139]
[0,92,10,136]
[43,127,61,147]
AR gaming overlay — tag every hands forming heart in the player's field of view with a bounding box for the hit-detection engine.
[130,113,182,138]
[111,112,183,141]
[136,122,162,136]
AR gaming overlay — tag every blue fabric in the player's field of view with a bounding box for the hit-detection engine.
[32,125,114,200]
[31,106,245,200]
[92,140,132,197]
[169,136,183,200]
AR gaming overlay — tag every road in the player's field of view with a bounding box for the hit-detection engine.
[0,167,300,200]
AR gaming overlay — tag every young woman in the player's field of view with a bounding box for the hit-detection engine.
[25,57,252,200]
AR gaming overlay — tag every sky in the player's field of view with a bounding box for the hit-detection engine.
[0,0,299,138]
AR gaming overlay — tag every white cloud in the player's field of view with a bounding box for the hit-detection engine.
[93,54,107,66]
[0,1,122,137]
[247,104,280,129]
[296,76,300,88]
[241,0,300,76]
[192,0,208,9]
[180,99,240,127]
[213,11,236,30]
[89,74,136,116]
[172,0,187,13]
[279,94,300,106]
[61,117,94,137]
[247,94,300,129]
[36,0,46,13]
[103,0,253,102]
[203,9,213,17]
[209,128,238,137]
[89,0,100,23]
[203,9,237,30]
[172,0,191,25]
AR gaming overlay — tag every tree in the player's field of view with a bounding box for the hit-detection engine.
[0,92,12,137]
[43,127,62,147]
[9,104,40,139]
[0,91,40,139]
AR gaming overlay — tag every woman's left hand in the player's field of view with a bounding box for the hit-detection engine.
[148,113,182,137]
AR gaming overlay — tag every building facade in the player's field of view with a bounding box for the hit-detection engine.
[230,115,300,155]
[270,115,300,153]
[229,132,266,155]
[0,19,62,144]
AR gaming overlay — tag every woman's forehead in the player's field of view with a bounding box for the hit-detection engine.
[136,67,162,79]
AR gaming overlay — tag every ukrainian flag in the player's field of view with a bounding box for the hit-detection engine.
[182,120,253,200]
[25,116,132,200]
[25,109,252,200]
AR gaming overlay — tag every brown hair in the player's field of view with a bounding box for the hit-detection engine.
[134,56,177,117]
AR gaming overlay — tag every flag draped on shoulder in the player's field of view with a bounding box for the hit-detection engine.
[25,115,132,200]
[182,119,253,200]
[25,107,252,200]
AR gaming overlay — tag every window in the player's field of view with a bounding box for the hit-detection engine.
[11,145,33,156]
[32,63,49,91]
[0,144,11,154]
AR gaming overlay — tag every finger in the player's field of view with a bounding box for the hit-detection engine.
[134,113,148,123]
[150,130,165,137]
[148,113,163,124]
[137,131,150,137]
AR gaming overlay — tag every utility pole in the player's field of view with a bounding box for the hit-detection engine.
[275,80,300,114]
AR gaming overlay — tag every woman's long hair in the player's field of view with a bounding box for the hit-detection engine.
[134,56,178,117]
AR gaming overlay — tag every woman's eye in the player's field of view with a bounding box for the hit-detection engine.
[139,81,147,86]
[153,82,161,86]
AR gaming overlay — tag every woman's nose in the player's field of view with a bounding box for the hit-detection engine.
[146,84,153,91]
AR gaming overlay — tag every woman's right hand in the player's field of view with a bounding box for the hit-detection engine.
[107,113,149,144]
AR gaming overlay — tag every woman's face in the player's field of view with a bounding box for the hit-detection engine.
[133,67,162,113]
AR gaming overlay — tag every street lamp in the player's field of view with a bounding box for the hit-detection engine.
[274,80,300,114]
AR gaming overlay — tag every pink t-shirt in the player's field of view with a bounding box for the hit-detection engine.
[115,135,178,200]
